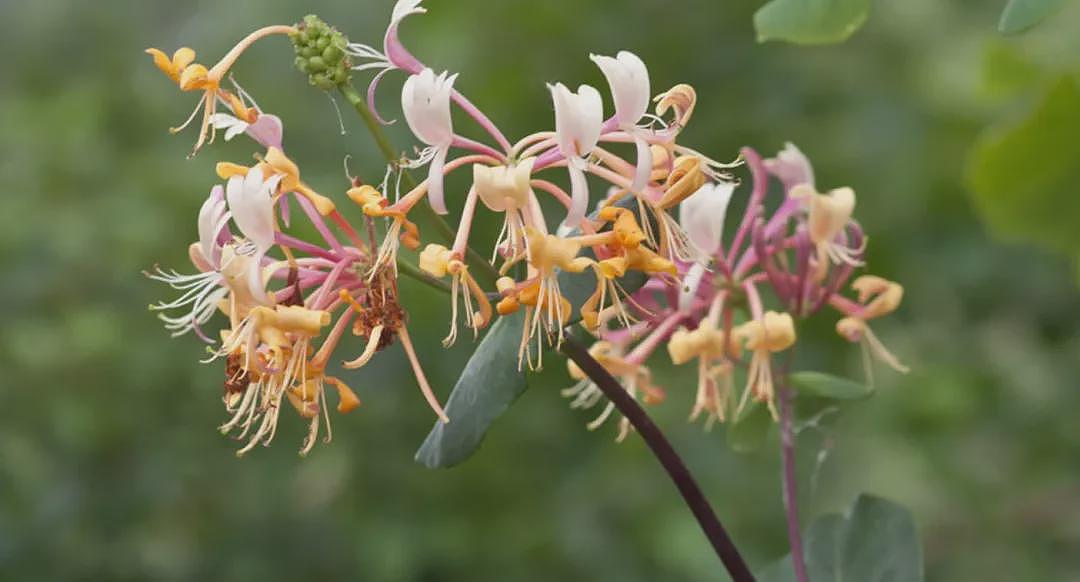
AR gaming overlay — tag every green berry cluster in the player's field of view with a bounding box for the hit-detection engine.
[291,15,351,91]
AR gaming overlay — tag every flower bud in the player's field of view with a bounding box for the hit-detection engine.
[290,15,352,90]
[419,244,451,278]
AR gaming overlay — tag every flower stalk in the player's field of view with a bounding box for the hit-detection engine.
[561,336,755,582]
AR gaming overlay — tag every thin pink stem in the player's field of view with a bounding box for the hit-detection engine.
[450,91,512,154]
[728,147,768,265]
[295,194,346,256]
[625,312,684,365]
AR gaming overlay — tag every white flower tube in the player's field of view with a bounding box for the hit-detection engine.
[549,82,603,228]
[591,50,652,192]
[225,166,282,302]
[677,182,735,311]
[402,68,458,214]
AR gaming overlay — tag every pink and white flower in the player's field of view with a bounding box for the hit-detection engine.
[402,68,458,214]
[549,82,603,228]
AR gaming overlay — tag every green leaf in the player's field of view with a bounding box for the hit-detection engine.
[726,401,773,453]
[753,0,871,45]
[758,494,924,582]
[998,0,1067,35]
[967,76,1080,256]
[414,311,527,468]
[789,371,873,400]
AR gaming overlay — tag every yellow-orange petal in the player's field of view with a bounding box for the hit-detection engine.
[172,47,196,70]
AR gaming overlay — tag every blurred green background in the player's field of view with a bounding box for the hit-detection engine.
[2,0,1079,580]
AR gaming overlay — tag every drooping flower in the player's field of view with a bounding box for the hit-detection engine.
[734,311,796,419]
[418,243,492,346]
[146,25,296,155]
[836,275,909,384]
[549,82,603,228]
[591,50,653,192]
[563,341,664,441]
[402,68,458,214]
[473,157,537,263]
[791,184,864,280]
[148,186,231,339]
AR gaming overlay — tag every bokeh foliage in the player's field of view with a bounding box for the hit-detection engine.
[1,0,1079,580]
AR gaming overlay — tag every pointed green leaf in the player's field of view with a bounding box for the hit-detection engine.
[726,401,773,453]
[414,311,527,468]
[758,494,924,582]
[998,0,1067,35]
[789,371,873,400]
[754,0,871,45]
[967,76,1080,255]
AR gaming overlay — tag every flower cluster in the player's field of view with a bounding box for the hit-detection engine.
[147,0,907,453]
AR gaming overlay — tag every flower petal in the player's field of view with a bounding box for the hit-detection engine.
[591,50,650,127]
[680,182,735,255]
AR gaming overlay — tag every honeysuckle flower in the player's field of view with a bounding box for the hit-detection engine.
[418,243,492,346]
[402,68,458,215]
[764,142,814,192]
[148,186,232,339]
[216,304,333,456]
[514,229,594,368]
[348,184,420,277]
[563,341,664,441]
[791,184,864,280]
[668,293,740,428]
[225,166,282,303]
[473,157,537,262]
[209,112,284,150]
[651,156,709,261]
[580,206,676,330]
[675,182,735,311]
[216,147,336,217]
[735,311,796,419]
[591,50,653,193]
[549,82,603,228]
[147,25,295,155]
[836,276,909,383]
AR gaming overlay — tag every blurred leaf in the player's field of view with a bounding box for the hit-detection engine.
[415,311,527,468]
[727,401,773,453]
[758,494,924,582]
[980,41,1048,99]
[789,371,872,400]
[967,75,1080,257]
[998,0,1067,35]
[754,0,870,45]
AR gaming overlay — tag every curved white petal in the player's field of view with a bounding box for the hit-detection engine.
[563,162,590,229]
[402,68,456,147]
[197,185,229,269]
[678,261,708,313]
[590,50,650,128]
[426,146,450,215]
[680,182,735,255]
[226,167,280,252]
[631,133,653,193]
[550,82,603,160]
[391,0,427,25]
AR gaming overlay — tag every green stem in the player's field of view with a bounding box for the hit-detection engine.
[396,259,453,295]
[337,83,500,286]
